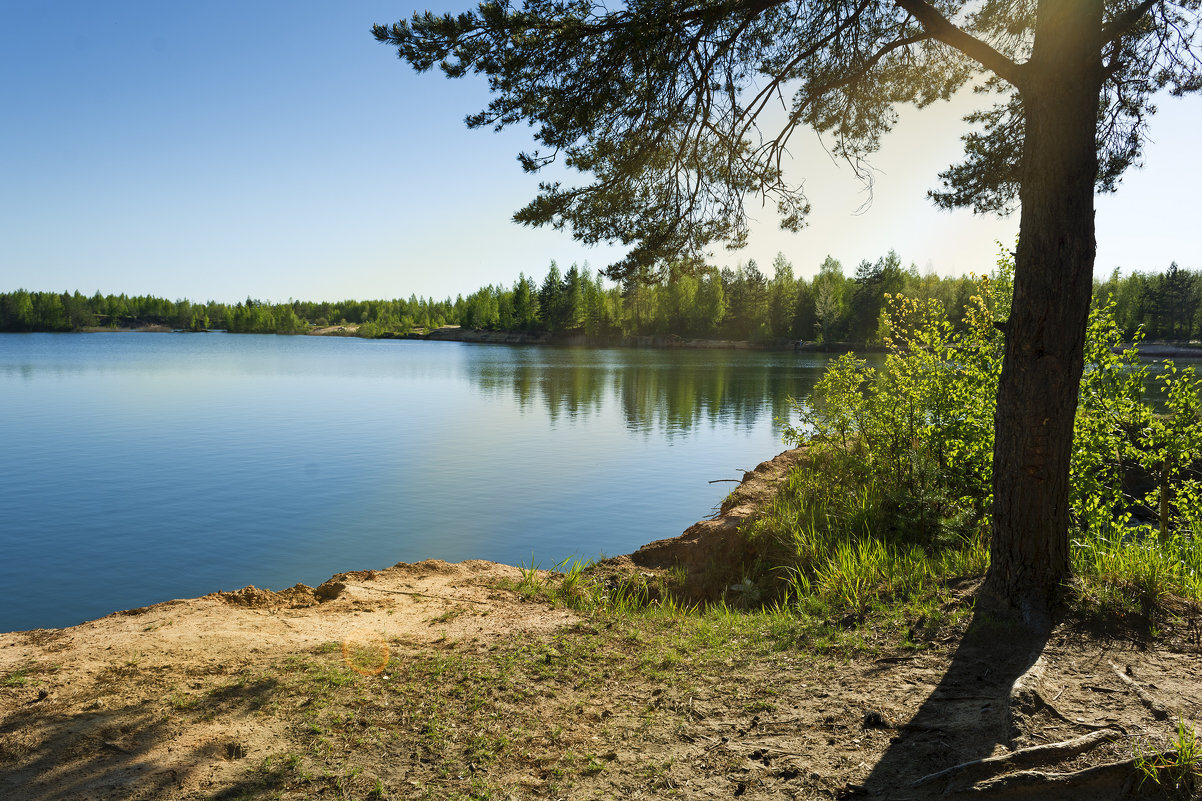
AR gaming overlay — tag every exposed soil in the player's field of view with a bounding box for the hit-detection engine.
[307,324,361,336]
[600,447,812,601]
[2,454,1200,800]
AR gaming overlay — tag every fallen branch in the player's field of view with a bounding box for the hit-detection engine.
[724,741,811,759]
[913,728,1119,789]
[1109,661,1171,721]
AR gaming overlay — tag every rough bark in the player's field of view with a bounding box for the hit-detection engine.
[984,0,1105,628]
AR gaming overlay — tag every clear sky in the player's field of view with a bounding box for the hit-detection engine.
[2,1,1198,303]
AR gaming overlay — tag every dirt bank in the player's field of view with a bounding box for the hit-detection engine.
[599,447,810,601]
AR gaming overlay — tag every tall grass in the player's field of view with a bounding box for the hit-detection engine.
[510,557,692,616]
[1073,526,1202,611]
[745,448,989,628]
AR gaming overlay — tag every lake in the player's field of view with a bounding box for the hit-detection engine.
[0,333,837,631]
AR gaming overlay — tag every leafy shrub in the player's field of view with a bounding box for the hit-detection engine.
[756,247,1201,620]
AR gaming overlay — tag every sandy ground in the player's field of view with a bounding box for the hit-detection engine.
[1,560,576,800]
[307,325,360,336]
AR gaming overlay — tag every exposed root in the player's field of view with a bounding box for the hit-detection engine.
[1005,651,1093,734]
[1006,652,1117,734]
[948,758,1140,799]
[1008,653,1048,720]
[1110,661,1172,721]
[912,729,1120,790]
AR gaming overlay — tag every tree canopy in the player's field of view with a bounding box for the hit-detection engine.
[376,0,1200,279]
[377,0,1202,626]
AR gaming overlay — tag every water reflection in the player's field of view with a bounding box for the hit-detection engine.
[466,348,820,437]
[1,335,836,631]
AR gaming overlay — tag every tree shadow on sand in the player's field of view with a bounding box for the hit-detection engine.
[0,676,284,801]
[855,609,1044,799]
[857,602,1199,801]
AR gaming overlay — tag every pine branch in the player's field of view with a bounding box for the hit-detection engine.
[1102,0,1163,46]
[895,0,1024,86]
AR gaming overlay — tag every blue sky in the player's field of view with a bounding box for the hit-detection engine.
[2,1,1198,303]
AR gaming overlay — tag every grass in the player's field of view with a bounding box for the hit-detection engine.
[739,435,1200,642]
[3,670,29,687]
[1136,716,1202,797]
[511,557,687,616]
[2,661,64,689]
[1072,525,1202,610]
[732,447,986,648]
[143,595,873,800]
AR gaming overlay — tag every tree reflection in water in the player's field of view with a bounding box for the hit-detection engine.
[466,346,842,438]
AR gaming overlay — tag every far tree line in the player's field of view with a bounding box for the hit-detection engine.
[2,254,1200,344]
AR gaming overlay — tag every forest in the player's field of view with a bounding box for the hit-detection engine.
[2,252,1200,345]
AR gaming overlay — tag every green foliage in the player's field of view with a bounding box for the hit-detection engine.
[449,250,1040,345]
[848,251,908,344]
[1069,301,1202,607]
[740,260,1004,615]
[226,301,312,334]
[0,289,460,337]
[1096,263,1202,342]
[2,669,29,687]
[761,249,1202,621]
[780,255,1010,540]
[510,558,683,616]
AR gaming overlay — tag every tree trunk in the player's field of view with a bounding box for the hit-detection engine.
[983,0,1104,628]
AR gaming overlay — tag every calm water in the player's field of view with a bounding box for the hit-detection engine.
[0,333,836,631]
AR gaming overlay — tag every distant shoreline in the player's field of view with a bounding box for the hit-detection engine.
[1126,342,1202,358]
[354,324,886,353]
[17,325,1202,358]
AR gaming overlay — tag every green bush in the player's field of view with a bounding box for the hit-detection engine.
[755,248,1201,622]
